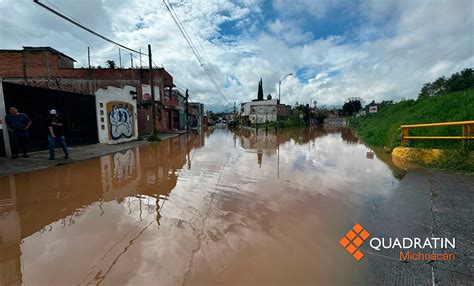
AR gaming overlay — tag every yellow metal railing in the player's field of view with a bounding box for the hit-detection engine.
[400,121,474,145]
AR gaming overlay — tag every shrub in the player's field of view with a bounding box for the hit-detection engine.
[146,134,161,142]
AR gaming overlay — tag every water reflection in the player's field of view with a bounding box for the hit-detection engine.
[1,127,404,285]
[233,126,379,172]
[0,132,204,285]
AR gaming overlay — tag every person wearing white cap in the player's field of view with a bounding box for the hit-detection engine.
[48,109,69,160]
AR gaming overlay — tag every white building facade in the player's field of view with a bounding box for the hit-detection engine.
[241,99,278,124]
[95,85,139,144]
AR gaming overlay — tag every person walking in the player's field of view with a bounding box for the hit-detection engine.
[48,109,69,160]
[5,106,32,159]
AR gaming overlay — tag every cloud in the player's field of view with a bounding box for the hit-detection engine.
[272,0,350,20]
[0,0,472,110]
[267,19,313,44]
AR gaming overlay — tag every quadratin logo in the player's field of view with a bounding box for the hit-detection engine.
[339,223,456,262]
[339,223,370,261]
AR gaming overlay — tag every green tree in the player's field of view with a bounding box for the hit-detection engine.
[419,77,447,99]
[257,78,263,101]
[446,68,473,92]
[418,83,433,99]
[418,68,473,99]
[105,60,117,69]
[342,97,363,115]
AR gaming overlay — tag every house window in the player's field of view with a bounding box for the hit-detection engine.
[58,56,74,68]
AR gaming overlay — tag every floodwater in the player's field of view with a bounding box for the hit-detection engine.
[1,127,403,285]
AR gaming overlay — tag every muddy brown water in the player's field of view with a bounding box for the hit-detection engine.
[1,127,403,285]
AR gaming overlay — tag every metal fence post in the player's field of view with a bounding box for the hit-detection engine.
[401,127,408,145]
[0,79,12,157]
[462,123,472,150]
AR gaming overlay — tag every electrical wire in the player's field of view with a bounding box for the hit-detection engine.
[162,0,230,104]
[34,0,146,55]
[36,0,208,102]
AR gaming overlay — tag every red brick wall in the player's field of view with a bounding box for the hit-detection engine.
[0,50,174,96]
[0,51,25,78]
[137,106,154,136]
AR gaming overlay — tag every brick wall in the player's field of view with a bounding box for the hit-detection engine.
[0,49,174,96]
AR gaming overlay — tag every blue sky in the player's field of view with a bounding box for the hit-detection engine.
[0,0,473,111]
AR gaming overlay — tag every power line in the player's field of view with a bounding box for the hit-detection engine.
[36,0,197,100]
[162,0,229,104]
[33,0,145,55]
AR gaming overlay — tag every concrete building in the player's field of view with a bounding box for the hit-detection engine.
[0,46,184,155]
[177,90,187,130]
[240,99,279,125]
[188,102,204,128]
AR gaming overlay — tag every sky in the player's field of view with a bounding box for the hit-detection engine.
[0,0,473,111]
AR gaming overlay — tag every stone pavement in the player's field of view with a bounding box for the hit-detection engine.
[0,132,181,177]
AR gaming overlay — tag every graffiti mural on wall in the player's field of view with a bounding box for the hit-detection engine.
[107,101,134,140]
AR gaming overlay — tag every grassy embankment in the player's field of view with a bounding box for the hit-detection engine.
[351,89,474,172]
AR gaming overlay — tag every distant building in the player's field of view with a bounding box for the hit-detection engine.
[188,102,204,128]
[240,89,294,126]
[240,99,279,125]
[176,90,187,130]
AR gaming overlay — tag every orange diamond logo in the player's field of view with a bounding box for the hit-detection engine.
[339,224,370,261]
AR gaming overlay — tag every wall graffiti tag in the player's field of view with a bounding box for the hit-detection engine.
[107,101,134,140]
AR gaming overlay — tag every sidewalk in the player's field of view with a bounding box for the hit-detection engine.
[0,132,181,177]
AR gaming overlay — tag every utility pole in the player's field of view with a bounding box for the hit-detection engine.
[148,44,157,134]
[119,48,122,68]
[185,89,189,133]
[130,53,133,68]
[278,81,281,103]
[87,46,91,68]
[139,48,142,68]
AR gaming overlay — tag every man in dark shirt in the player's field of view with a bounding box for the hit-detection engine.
[48,109,69,160]
[5,106,32,159]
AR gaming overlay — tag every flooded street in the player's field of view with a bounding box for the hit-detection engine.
[0,127,471,285]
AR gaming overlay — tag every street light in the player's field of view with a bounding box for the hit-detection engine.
[278,73,293,102]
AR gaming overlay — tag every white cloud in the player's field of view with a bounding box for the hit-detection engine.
[267,19,313,44]
[0,0,472,110]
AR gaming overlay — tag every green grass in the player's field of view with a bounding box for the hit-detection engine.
[426,150,474,173]
[146,134,162,142]
[351,89,474,151]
